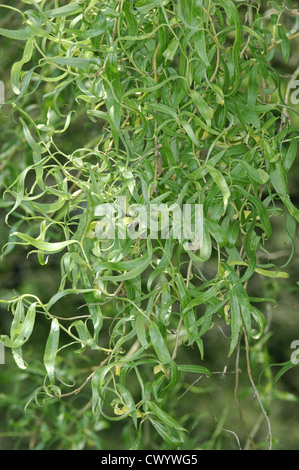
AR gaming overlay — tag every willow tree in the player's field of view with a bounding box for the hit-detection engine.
[0,0,299,450]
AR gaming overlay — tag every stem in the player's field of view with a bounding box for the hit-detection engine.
[265,31,299,54]
[234,337,256,449]
[243,325,273,450]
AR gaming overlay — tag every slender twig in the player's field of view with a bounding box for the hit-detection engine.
[57,355,111,398]
[52,337,140,400]
[202,4,221,83]
[133,144,163,168]
[234,337,256,449]
[243,325,273,450]
[245,0,254,26]
[265,31,299,54]
[216,422,242,450]
[244,413,265,450]
[178,374,204,400]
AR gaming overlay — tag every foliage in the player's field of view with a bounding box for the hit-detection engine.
[1,0,299,450]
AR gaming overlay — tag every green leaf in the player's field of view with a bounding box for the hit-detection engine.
[93,240,152,282]
[274,361,298,385]
[250,306,266,340]
[135,313,148,348]
[227,270,251,335]
[191,91,212,127]
[46,289,97,311]
[206,165,231,214]
[72,320,93,349]
[116,384,138,429]
[0,28,30,40]
[45,57,91,69]
[238,188,272,238]
[146,401,186,432]
[11,38,34,95]
[159,361,179,398]
[229,285,241,356]
[149,419,184,446]
[248,63,258,108]
[177,0,192,26]
[239,161,269,185]
[277,25,290,62]
[147,102,178,121]
[148,321,171,365]
[12,349,28,370]
[270,162,299,222]
[20,118,42,155]
[193,30,210,67]
[182,285,218,314]
[45,4,82,18]
[215,0,242,96]
[181,121,199,147]
[11,232,80,253]
[4,165,33,225]
[44,319,60,384]
[177,364,211,376]
[10,298,25,343]
[147,234,173,291]
[254,267,289,279]
[284,140,298,172]
[80,271,103,342]
[205,219,228,247]
[11,302,36,349]
[163,39,179,61]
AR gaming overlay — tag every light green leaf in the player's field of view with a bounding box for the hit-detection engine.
[206,165,231,214]
[44,57,91,69]
[45,4,82,18]
[149,321,171,365]
[136,313,148,348]
[44,319,60,384]
[193,30,210,67]
[177,364,211,376]
[146,401,186,432]
[0,28,30,40]
[181,121,199,147]
[11,232,80,253]
[191,90,212,127]
[11,302,36,349]
[11,38,34,94]
[229,285,241,356]
[277,24,290,62]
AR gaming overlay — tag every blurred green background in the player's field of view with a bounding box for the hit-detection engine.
[1,0,299,450]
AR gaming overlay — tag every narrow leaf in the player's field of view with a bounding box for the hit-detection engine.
[149,321,171,365]
[44,319,60,383]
